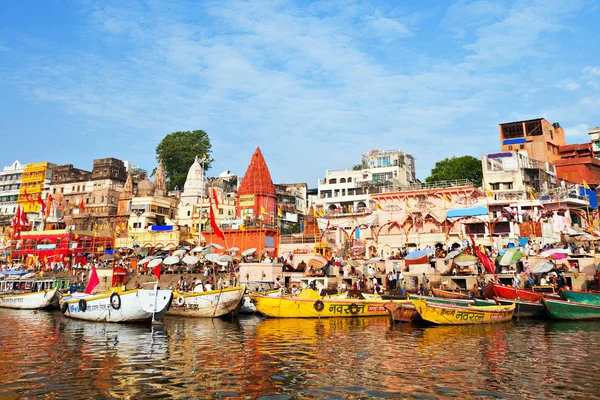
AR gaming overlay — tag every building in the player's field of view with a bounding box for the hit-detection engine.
[18,162,55,231]
[589,126,600,159]
[499,118,565,163]
[177,157,207,229]
[555,143,600,186]
[237,147,278,225]
[275,183,307,234]
[0,160,24,233]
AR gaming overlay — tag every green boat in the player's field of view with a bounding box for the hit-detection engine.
[560,290,600,306]
[409,295,475,307]
[542,298,600,320]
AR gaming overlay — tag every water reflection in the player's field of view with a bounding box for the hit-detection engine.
[0,309,599,399]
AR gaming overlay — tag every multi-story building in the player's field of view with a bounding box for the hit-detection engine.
[275,183,307,233]
[18,162,55,230]
[589,126,600,159]
[555,143,600,186]
[0,160,24,233]
[499,118,565,163]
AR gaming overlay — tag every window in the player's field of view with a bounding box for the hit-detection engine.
[491,183,500,190]
[520,144,525,149]
[503,182,513,190]
[187,211,191,216]
[508,145,513,150]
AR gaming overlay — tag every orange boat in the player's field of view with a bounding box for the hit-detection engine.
[431,287,471,300]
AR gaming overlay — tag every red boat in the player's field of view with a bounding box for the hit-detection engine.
[483,282,560,303]
[431,287,471,300]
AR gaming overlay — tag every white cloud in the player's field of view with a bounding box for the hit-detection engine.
[564,123,589,137]
[364,10,411,41]
[583,66,600,89]
[555,79,580,91]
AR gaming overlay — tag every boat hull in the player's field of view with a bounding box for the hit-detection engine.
[560,290,600,306]
[61,289,173,323]
[543,298,600,320]
[0,288,58,310]
[167,286,245,318]
[412,299,514,325]
[483,282,559,303]
[250,295,390,318]
[384,301,420,323]
[475,298,547,318]
[431,288,470,300]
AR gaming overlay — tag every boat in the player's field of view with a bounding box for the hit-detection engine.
[560,290,600,306]
[249,288,390,318]
[431,287,471,300]
[542,298,600,320]
[167,286,246,318]
[412,299,515,325]
[384,300,421,323]
[410,294,476,307]
[0,277,60,310]
[482,282,560,303]
[474,298,547,319]
[60,287,173,323]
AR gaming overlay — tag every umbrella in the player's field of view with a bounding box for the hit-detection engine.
[532,261,555,274]
[364,257,383,263]
[540,248,570,257]
[207,243,225,250]
[147,258,163,269]
[219,255,233,262]
[172,249,186,257]
[190,246,204,253]
[509,250,524,264]
[205,253,221,262]
[216,261,228,266]
[138,256,156,265]
[242,248,257,256]
[347,260,361,267]
[163,256,180,265]
[499,247,517,266]
[454,254,478,267]
[444,250,460,260]
[404,249,433,260]
[227,247,240,252]
[262,247,275,253]
[182,255,199,265]
[549,252,567,260]
[164,244,176,250]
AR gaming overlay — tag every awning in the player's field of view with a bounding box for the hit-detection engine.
[446,206,489,218]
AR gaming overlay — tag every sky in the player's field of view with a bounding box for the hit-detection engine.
[1,0,599,187]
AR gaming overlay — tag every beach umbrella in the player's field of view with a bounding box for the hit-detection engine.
[205,253,221,262]
[444,250,460,260]
[347,260,361,267]
[163,256,180,265]
[172,249,186,257]
[216,261,228,266]
[540,248,570,258]
[219,254,233,262]
[164,244,176,250]
[532,261,555,274]
[182,255,199,265]
[365,257,383,263]
[190,246,204,253]
[499,247,518,266]
[262,247,275,253]
[147,258,163,269]
[207,243,225,250]
[242,248,257,256]
[227,247,240,253]
[138,256,156,265]
[549,252,567,260]
[509,250,524,264]
[454,254,478,267]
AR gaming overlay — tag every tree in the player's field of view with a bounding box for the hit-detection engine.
[156,130,212,191]
[425,155,482,186]
[352,164,363,171]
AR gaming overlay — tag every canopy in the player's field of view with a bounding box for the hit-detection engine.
[205,253,221,262]
[182,255,199,265]
[138,256,156,264]
[444,250,460,260]
[499,247,518,266]
[242,248,257,256]
[147,258,163,269]
[405,249,434,260]
[190,246,204,253]
[532,261,555,274]
[446,206,489,218]
[163,256,180,265]
[172,249,186,257]
[540,248,570,258]
[207,243,225,250]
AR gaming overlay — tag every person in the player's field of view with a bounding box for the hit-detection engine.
[540,274,549,286]
[205,280,213,291]
[525,273,535,289]
[417,283,425,295]
[557,273,566,290]
[512,273,520,288]
[193,280,204,292]
[421,273,429,291]
[274,277,283,289]
[470,283,479,299]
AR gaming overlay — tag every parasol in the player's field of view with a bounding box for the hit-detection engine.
[227,247,240,253]
[454,254,478,267]
[444,250,460,260]
[190,246,204,253]
[205,253,221,262]
[172,249,186,257]
[147,258,163,269]
[163,256,180,265]
[182,255,199,265]
[242,248,257,256]
[207,243,225,250]
[218,254,233,262]
[499,247,517,266]
[165,244,176,250]
[405,249,434,260]
[262,247,275,253]
[138,256,156,265]
[308,255,328,269]
[532,261,555,274]
[364,257,383,263]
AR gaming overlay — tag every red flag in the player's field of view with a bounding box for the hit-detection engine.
[209,203,225,240]
[79,198,85,211]
[326,220,331,232]
[19,206,27,226]
[85,266,100,294]
[152,263,161,280]
[470,235,494,274]
[45,194,53,218]
[212,188,219,209]
[37,195,46,216]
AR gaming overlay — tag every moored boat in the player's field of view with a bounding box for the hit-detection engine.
[431,287,471,300]
[0,277,60,310]
[60,288,173,323]
[384,301,421,323]
[560,290,600,306]
[412,299,515,325]
[542,298,600,320]
[410,294,475,307]
[168,286,245,318]
[482,282,560,303]
[474,298,547,319]
[250,289,390,318]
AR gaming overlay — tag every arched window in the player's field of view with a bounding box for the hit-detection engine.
[328,178,337,184]
[340,178,346,183]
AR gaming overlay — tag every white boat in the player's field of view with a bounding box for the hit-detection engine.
[0,277,60,310]
[60,288,173,323]
[167,286,245,318]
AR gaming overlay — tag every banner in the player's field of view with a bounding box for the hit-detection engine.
[239,195,255,207]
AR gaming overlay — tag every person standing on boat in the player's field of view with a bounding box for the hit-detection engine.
[205,280,213,291]
[512,273,520,288]
[193,280,204,292]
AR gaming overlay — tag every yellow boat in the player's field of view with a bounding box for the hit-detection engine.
[249,288,395,318]
[412,299,514,325]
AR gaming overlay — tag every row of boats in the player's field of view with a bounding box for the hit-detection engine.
[2,275,599,326]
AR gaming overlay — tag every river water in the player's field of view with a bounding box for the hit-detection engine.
[0,309,598,399]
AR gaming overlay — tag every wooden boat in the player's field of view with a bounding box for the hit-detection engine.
[412,299,514,325]
[0,277,60,310]
[384,301,421,323]
[482,282,560,303]
[410,294,476,307]
[560,290,600,306]
[431,287,470,300]
[60,288,173,323]
[249,288,390,318]
[542,298,600,320]
[474,298,547,319]
[168,286,245,318]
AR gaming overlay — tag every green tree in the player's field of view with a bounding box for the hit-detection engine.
[156,130,212,190]
[425,155,482,186]
[352,164,363,171]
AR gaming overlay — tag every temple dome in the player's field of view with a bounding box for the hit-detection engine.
[238,147,276,198]
[138,179,155,197]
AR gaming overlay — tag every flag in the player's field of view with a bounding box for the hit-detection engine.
[375,201,382,211]
[277,206,283,218]
[45,194,53,218]
[313,208,319,217]
[260,205,268,215]
[529,189,536,200]
[44,256,48,263]
[326,220,331,232]
[152,263,161,280]
[211,188,219,209]
[469,235,494,274]
[37,195,46,217]
[79,198,85,211]
[583,180,590,190]
[486,190,494,199]
[239,223,245,231]
[209,203,225,240]
[85,266,100,294]
[444,194,452,203]
[404,198,409,210]
[74,233,79,239]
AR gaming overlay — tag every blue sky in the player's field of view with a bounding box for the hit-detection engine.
[1,0,599,187]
